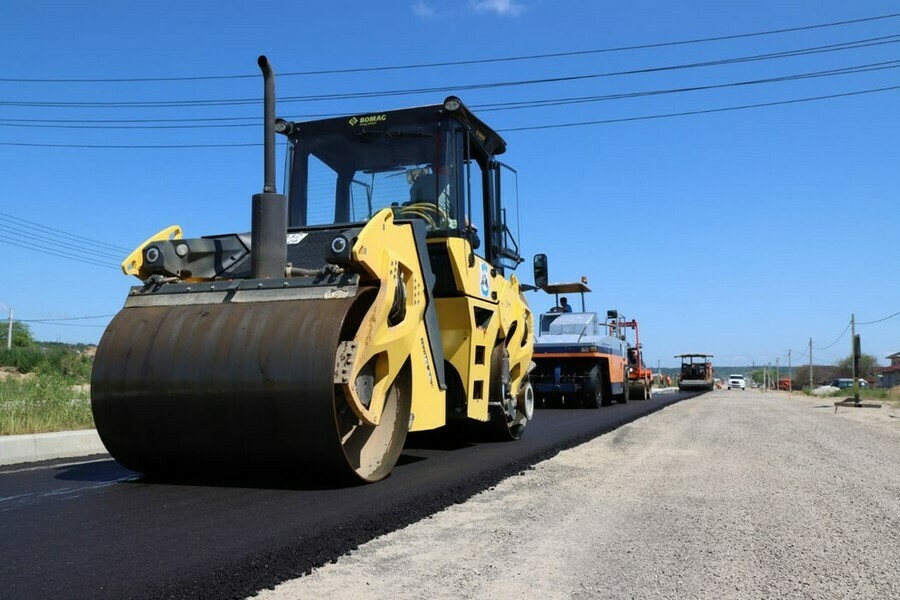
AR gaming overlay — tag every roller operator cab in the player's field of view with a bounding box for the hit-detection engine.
[91,58,535,484]
[676,354,715,391]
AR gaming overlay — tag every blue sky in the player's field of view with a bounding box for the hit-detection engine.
[1,0,897,369]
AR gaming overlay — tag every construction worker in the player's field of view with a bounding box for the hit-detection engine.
[560,297,573,313]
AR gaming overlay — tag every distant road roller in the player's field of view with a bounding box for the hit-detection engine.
[622,319,653,400]
[676,354,715,391]
[91,57,536,483]
[530,272,629,408]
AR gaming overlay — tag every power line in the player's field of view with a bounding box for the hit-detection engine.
[0,223,126,262]
[789,348,808,360]
[2,12,898,83]
[0,211,132,254]
[857,309,900,325]
[3,84,897,148]
[477,60,900,112]
[3,34,898,109]
[498,84,900,132]
[23,321,107,328]
[3,59,898,130]
[20,314,113,328]
[815,320,852,351]
[0,141,260,149]
[0,236,119,270]
[19,314,115,322]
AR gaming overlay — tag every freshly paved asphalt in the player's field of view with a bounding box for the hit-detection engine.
[0,391,696,599]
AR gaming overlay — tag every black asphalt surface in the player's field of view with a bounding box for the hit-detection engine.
[0,391,696,599]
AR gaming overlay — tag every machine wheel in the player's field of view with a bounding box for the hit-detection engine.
[617,366,629,404]
[483,344,531,440]
[334,363,411,483]
[582,366,603,409]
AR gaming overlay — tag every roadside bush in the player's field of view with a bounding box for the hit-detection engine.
[39,348,92,379]
[0,347,45,374]
[0,374,94,435]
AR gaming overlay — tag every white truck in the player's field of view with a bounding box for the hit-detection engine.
[727,374,746,390]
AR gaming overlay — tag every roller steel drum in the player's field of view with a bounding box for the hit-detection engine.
[91,293,410,483]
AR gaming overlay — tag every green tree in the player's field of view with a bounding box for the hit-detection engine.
[0,320,34,348]
[836,353,880,380]
[750,368,778,388]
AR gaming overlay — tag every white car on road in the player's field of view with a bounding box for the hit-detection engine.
[727,374,746,390]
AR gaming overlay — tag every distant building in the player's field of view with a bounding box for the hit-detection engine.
[878,352,900,388]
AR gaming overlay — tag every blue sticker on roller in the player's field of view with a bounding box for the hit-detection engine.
[480,262,490,297]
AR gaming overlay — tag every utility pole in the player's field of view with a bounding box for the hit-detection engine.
[775,357,779,389]
[808,338,813,390]
[788,349,792,396]
[6,308,12,351]
[851,313,859,402]
[834,314,880,411]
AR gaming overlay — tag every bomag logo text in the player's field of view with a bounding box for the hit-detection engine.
[349,114,387,126]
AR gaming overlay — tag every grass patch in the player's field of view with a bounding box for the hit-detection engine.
[803,386,900,408]
[0,375,94,435]
[826,388,891,401]
[883,388,900,408]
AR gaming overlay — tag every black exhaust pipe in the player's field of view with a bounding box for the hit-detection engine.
[250,55,287,279]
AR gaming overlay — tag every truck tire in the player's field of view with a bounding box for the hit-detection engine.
[582,366,603,409]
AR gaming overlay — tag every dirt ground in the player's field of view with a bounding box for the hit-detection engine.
[255,389,900,600]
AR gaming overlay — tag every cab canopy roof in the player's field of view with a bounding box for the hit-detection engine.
[543,282,591,294]
[674,353,714,358]
[283,96,507,157]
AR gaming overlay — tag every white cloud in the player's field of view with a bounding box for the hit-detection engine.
[412,2,438,19]
[472,0,524,16]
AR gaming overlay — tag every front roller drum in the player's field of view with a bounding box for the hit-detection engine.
[91,292,410,483]
[628,379,651,400]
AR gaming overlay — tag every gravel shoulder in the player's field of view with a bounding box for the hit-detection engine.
[255,390,900,600]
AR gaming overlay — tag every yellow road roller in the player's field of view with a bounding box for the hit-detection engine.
[91,57,536,483]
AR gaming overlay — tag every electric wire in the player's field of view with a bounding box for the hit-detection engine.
[476,59,900,112]
[794,349,808,359]
[0,223,126,262]
[21,320,108,328]
[2,12,898,83]
[3,59,898,130]
[19,314,115,322]
[857,309,900,325]
[498,84,900,132]
[2,34,898,109]
[3,83,897,148]
[815,320,852,351]
[0,211,132,254]
[0,236,120,270]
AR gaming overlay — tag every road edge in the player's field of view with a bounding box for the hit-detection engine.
[0,429,107,466]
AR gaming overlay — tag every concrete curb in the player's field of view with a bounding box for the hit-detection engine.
[0,429,107,466]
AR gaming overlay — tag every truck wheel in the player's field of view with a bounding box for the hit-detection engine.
[582,367,603,409]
